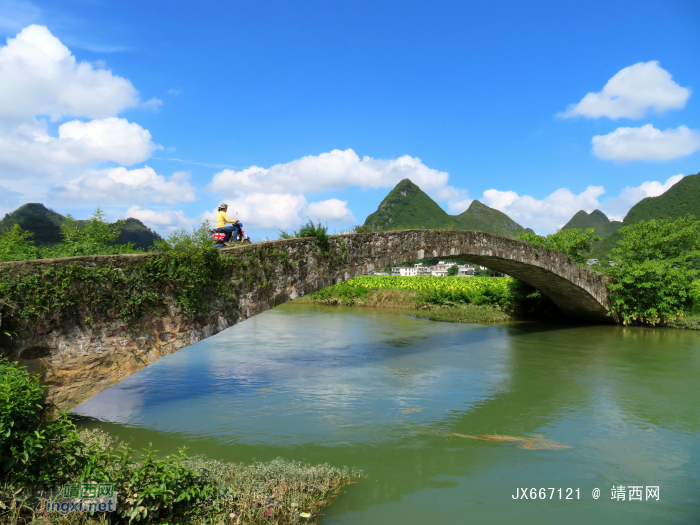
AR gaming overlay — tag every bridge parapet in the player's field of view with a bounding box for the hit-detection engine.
[0,230,612,410]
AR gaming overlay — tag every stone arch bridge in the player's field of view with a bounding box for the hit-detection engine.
[1,230,612,410]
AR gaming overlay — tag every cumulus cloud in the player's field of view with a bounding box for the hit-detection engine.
[207,149,458,230]
[307,199,355,223]
[125,205,197,232]
[0,24,171,215]
[481,175,685,233]
[559,61,691,120]
[208,194,355,231]
[208,149,448,195]
[0,117,158,176]
[53,166,196,204]
[0,25,139,124]
[482,186,605,233]
[591,124,700,161]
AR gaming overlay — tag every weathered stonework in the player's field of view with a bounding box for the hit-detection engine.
[0,230,613,410]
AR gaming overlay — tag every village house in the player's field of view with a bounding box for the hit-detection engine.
[391,262,478,277]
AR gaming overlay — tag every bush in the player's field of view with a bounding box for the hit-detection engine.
[310,283,374,305]
[605,216,700,324]
[1,360,359,525]
[279,219,329,247]
[81,440,214,524]
[0,359,87,487]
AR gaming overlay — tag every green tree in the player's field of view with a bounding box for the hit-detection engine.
[0,224,39,262]
[517,228,602,264]
[48,206,135,257]
[606,215,700,325]
[447,264,459,276]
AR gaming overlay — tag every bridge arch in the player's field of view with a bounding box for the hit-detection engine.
[2,229,612,409]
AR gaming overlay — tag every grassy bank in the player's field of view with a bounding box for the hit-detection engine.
[297,276,515,324]
[0,359,361,525]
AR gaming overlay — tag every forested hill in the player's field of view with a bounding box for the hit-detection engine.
[591,171,700,258]
[561,209,622,251]
[0,203,162,248]
[363,179,533,239]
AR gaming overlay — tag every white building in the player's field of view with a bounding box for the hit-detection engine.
[399,267,418,276]
[458,265,475,276]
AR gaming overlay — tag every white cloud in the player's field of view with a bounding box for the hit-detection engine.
[601,174,683,220]
[481,174,685,233]
[207,194,356,232]
[592,124,700,161]
[53,166,196,204]
[482,186,605,233]
[209,148,448,195]
[559,61,691,119]
[307,199,355,223]
[215,194,308,231]
[208,149,456,231]
[125,205,197,232]
[0,25,139,124]
[431,185,472,214]
[140,98,163,111]
[0,117,158,176]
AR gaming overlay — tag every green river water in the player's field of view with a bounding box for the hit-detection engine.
[74,303,700,524]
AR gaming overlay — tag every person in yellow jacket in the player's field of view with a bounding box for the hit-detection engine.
[216,203,241,242]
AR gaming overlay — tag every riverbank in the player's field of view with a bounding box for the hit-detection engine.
[0,358,362,525]
[296,276,514,324]
[1,432,360,525]
[297,276,700,329]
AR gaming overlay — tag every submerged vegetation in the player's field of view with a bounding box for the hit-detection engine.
[0,358,361,525]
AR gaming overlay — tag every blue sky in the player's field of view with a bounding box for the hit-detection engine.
[0,0,699,237]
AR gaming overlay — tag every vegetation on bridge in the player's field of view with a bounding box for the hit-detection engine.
[0,211,302,345]
[1,207,700,333]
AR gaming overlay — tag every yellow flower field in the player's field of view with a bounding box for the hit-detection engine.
[342,275,511,293]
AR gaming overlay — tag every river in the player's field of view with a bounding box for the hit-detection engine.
[73,303,700,524]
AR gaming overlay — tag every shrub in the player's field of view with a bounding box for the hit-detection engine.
[279,219,329,248]
[605,216,700,324]
[0,358,87,487]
